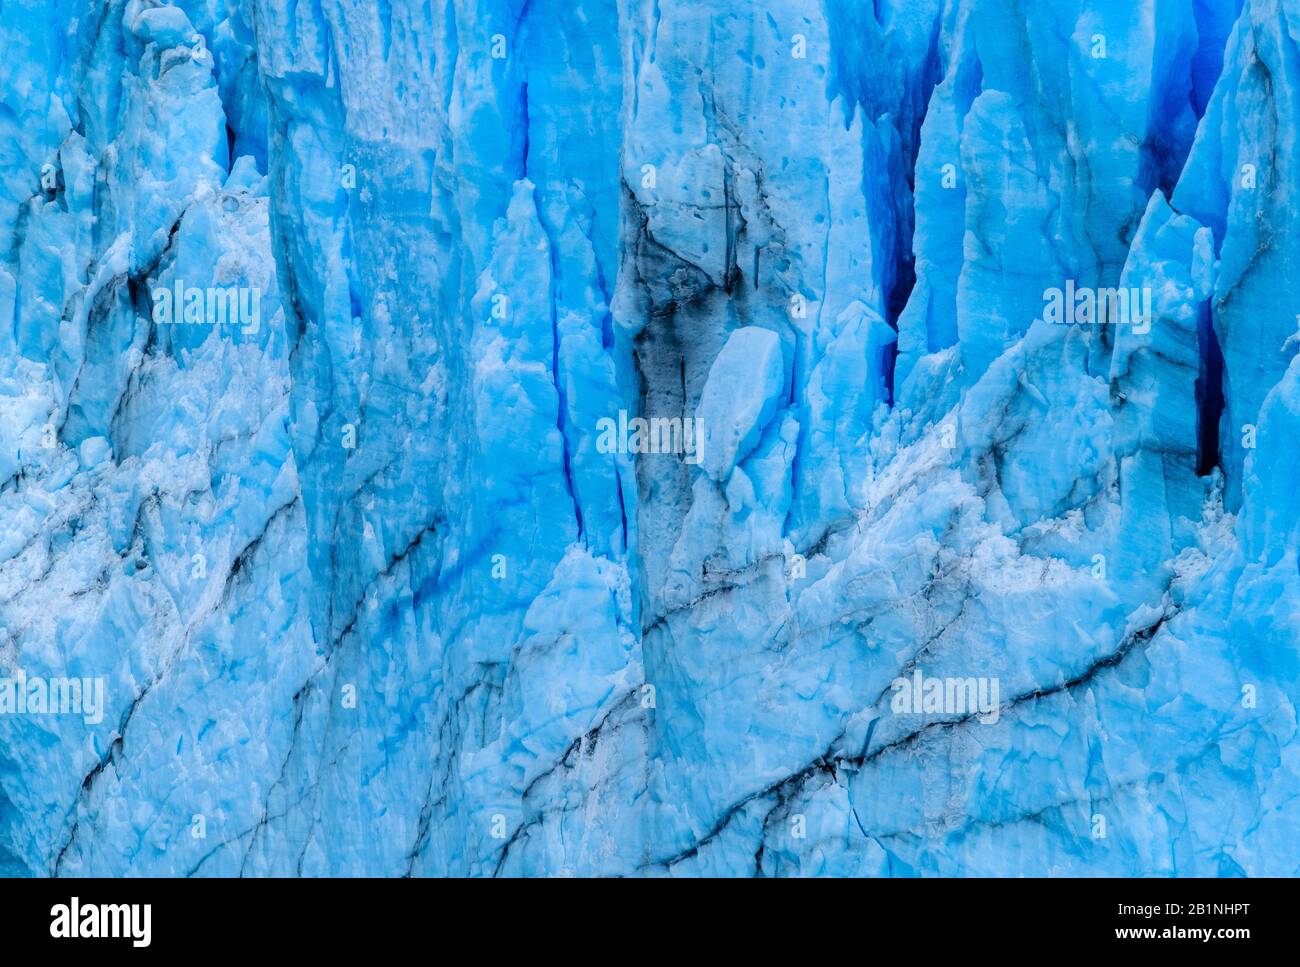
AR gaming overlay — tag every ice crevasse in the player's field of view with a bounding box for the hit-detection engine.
[0,0,1298,876]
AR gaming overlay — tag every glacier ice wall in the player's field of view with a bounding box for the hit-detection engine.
[1,0,1297,876]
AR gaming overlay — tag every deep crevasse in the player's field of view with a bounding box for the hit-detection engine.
[0,0,1297,876]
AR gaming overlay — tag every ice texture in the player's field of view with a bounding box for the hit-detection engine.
[0,0,1297,877]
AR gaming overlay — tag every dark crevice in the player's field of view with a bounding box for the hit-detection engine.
[521,81,585,544]
[824,1,945,407]
[1195,301,1225,476]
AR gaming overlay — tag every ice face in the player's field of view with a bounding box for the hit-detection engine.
[0,0,1295,877]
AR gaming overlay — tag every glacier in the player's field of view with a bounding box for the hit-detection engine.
[0,0,1297,877]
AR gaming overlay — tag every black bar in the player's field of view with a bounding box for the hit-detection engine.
[0,877,1281,953]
